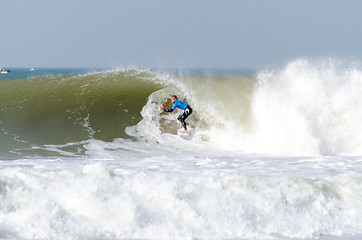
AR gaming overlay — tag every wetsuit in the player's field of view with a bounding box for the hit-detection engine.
[164,99,193,130]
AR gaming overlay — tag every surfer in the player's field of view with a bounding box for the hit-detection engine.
[160,95,193,133]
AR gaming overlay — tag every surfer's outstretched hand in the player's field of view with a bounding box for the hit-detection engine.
[160,106,164,111]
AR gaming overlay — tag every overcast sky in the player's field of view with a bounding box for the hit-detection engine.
[1,0,362,68]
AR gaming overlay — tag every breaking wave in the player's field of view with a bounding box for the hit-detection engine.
[1,59,362,157]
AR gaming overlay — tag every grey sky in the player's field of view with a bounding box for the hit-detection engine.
[1,0,362,68]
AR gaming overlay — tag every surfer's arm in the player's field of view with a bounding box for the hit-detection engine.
[160,106,174,112]
[161,102,177,112]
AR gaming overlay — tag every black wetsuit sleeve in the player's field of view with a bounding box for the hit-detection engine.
[164,108,174,112]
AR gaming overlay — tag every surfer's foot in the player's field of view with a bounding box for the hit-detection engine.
[181,130,188,133]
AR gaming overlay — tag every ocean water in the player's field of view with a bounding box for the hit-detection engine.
[0,68,102,81]
[0,60,362,239]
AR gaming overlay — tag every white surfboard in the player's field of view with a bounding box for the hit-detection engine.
[177,128,192,139]
[177,124,193,140]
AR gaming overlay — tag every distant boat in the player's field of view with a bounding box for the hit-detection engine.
[0,68,10,74]
[30,68,35,71]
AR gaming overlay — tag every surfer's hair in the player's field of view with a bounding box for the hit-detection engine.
[171,95,178,99]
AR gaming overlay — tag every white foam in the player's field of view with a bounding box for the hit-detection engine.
[0,156,362,239]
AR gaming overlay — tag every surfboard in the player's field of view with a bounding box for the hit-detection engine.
[177,128,192,139]
[177,124,193,140]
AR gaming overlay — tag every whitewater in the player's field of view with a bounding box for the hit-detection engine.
[0,59,362,240]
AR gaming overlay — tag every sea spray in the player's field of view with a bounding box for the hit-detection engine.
[250,59,362,155]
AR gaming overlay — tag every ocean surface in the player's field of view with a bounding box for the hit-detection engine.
[0,60,362,239]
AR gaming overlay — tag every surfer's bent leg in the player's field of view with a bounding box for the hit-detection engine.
[178,106,192,130]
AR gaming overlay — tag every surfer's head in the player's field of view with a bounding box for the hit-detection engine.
[171,95,177,103]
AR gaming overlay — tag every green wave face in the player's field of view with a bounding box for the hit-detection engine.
[0,68,257,159]
[0,70,162,149]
